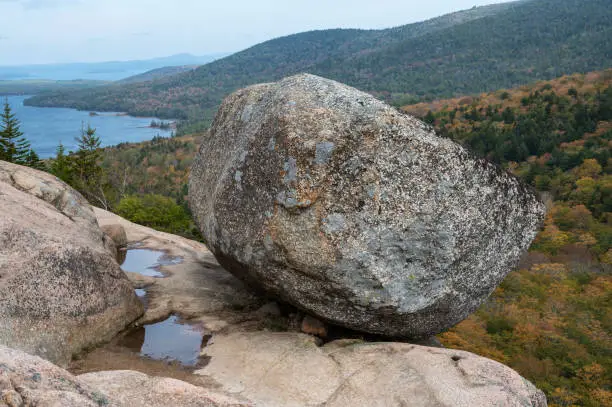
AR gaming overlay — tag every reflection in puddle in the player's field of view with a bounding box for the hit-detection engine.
[116,248,198,365]
[120,249,180,277]
[116,248,127,265]
[117,315,205,366]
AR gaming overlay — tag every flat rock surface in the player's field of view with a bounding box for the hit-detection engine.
[188,74,546,338]
[0,161,142,366]
[196,331,547,407]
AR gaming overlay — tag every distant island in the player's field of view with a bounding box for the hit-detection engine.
[149,120,174,130]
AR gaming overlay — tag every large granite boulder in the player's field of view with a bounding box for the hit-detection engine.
[0,161,143,365]
[189,74,546,338]
[0,345,251,407]
[196,331,547,407]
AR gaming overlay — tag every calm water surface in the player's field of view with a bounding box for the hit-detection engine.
[120,248,182,278]
[120,249,166,277]
[4,95,171,158]
[116,248,203,366]
[117,315,206,366]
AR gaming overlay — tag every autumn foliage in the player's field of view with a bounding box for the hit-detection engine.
[407,71,612,407]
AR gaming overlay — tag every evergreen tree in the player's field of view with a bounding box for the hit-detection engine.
[423,110,436,125]
[72,124,112,209]
[25,149,45,171]
[74,123,102,185]
[0,98,31,165]
[50,142,74,183]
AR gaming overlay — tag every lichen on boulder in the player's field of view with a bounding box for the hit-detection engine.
[189,74,546,338]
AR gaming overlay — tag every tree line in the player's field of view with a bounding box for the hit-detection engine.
[0,99,198,240]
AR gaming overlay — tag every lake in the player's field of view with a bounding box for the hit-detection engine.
[3,95,171,158]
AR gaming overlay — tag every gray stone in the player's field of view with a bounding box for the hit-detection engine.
[188,74,546,338]
[0,161,143,365]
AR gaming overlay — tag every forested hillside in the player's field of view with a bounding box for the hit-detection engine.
[28,0,612,128]
[116,65,200,84]
[403,70,612,407]
[0,79,107,95]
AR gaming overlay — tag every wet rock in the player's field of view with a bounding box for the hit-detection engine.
[102,224,128,248]
[189,74,546,338]
[301,315,328,338]
[93,207,258,328]
[196,331,547,407]
[0,161,143,365]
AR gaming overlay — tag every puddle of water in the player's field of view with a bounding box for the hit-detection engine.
[134,289,147,297]
[120,249,166,277]
[116,315,206,366]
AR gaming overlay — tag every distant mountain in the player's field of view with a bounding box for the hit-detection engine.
[0,53,228,81]
[117,65,200,84]
[0,79,108,96]
[26,0,612,123]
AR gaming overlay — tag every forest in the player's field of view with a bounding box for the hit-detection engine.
[0,79,106,96]
[403,70,611,407]
[25,0,612,136]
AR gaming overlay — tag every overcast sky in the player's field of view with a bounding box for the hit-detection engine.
[0,0,509,65]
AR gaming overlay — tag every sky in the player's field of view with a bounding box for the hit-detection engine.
[0,0,509,65]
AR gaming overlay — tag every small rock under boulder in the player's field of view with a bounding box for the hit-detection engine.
[301,315,328,338]
[0,161,143,365]
[189,74,546,338]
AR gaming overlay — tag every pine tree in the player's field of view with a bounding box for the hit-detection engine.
[0,98,31,165]
[50,142,74,183]
[25,149,45,171]
[72,123,112,208]
[74,123,102,185]
[424,110,436,125]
